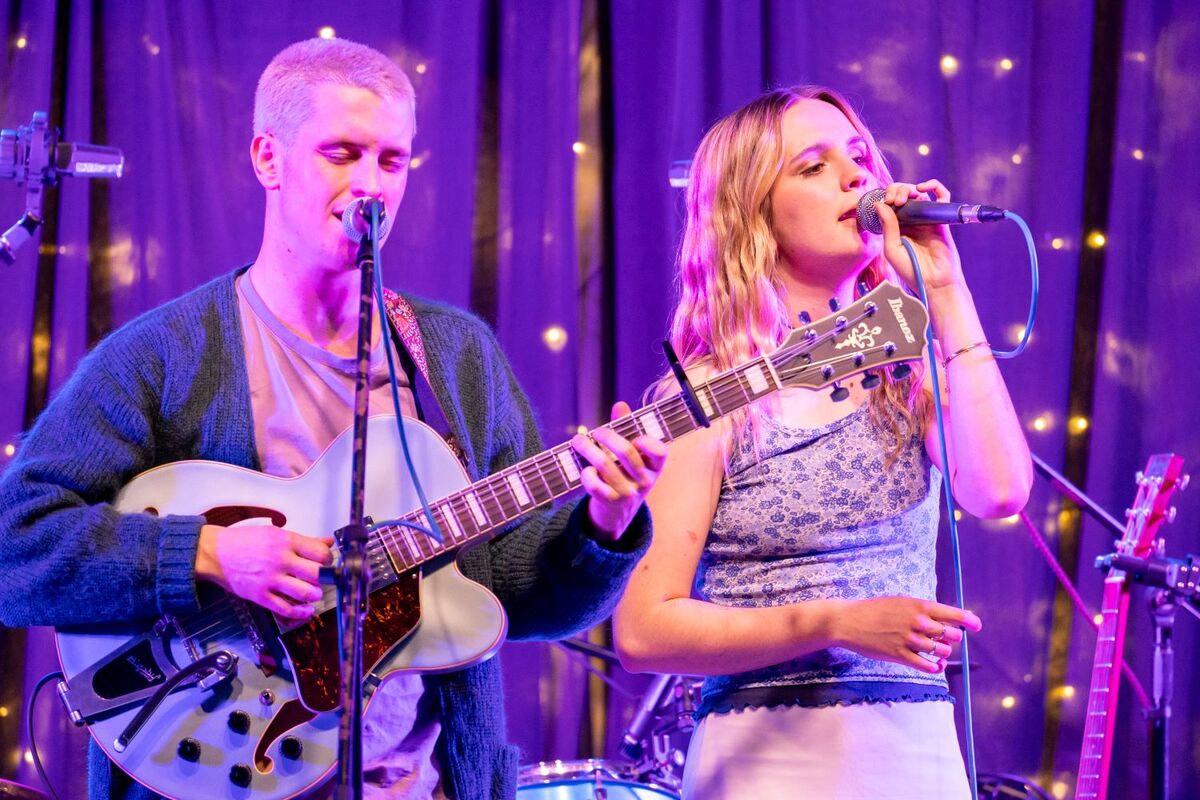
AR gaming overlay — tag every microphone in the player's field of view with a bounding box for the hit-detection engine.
[619,673,677,760]
[341,197,392,243]
[855,188,1006,235]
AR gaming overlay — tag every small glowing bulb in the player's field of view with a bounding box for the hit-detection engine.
[1087,231,1107,249]
[1001,695,1017,709]
[999,58,1014,71]
[575,425,588,435]
[1031,415,1049,432]
[1050,237,1066,250]
[3,444,13,457]
[542,325,568,352]
[23,749,33,765]
[318,26,336,39]
[572,141,586,155]
[939,55,959,77]
[16,36,27,49]
[953,510,962,521]
[1128,51,1147,63]
[410,156,424,169]
[1094,613,1103,625]
[1132,148,1145,160]
[1052,781,1069,799]
[1011,153,1023,165]
[0,706,7,717]
[1071,416,1090,433]
[1061,685,1076,699]
[917,144,931,156]
[1003,514,1021,525]
[415,63,428,75]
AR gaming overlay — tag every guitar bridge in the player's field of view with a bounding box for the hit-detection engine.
[56,614,232,725]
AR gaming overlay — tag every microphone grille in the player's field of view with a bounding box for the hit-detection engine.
[855,188,887,235]
[341,198,393,243]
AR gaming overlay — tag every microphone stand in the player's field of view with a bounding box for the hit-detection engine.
[1030,453,1125,537]
[326,203,384,800]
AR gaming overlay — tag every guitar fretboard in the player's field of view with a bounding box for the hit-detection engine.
[1074,579,1130,799]
[370,357,780,574]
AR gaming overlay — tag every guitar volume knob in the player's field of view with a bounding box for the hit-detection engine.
[177,738,201,762]
[227,710,252,735]
[281,736,304,760]
[229,763,253,788]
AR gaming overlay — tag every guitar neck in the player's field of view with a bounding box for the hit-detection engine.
[373,358,775,572]
[1074,574,1134,800]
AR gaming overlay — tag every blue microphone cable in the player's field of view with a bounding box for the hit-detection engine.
[900,210,1039,800]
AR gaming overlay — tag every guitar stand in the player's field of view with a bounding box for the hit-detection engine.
[1094,548,1198,800]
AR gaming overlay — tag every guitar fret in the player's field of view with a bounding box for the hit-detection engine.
[539,453,570,495]
[447,495,479,538]
[698,385,717,417]
[439,502,465,542]
[637,409,665,440]
[463,491,489,527]
[489,474,522,520]
[740,362,768,394]
[521,459,554,506]
[506,471,533,507]
[557,449,581,482]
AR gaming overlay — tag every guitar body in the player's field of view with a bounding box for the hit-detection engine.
[55,416,507,800]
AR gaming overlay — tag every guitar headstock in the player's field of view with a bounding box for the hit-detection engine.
[1121,453,1188,558]
[769,282,929,390]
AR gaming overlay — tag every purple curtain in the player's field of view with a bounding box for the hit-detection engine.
[1,2,1196,797]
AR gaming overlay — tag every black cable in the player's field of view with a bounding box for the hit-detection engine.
[26,671,64,800]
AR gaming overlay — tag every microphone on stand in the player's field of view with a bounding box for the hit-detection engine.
[620,674,677,760]
[341,196,392,243]
[855,188,1007,235]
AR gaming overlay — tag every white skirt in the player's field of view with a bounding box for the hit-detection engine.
[682,700,970,800]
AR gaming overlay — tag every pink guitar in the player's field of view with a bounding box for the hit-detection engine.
[1074,453,1186,799]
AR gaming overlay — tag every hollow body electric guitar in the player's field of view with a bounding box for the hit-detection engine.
[1073,453,1186,800]
[54,283,928,800]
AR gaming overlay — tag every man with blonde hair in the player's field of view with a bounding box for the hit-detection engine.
[0,37,664,799]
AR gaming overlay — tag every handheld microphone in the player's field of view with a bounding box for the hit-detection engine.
[855,188,1006,235]
[341,197,392,243]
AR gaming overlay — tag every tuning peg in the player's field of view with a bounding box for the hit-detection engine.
[828,298,840,312]
[829,382,850,402]
[857,281,870,297]
[891,363,912,380]
[861,370,881,390]
[798,310,812,325]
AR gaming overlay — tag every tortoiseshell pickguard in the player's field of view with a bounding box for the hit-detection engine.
[280,571,421,712]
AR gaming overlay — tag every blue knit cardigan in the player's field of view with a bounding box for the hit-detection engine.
[0,270,650,799]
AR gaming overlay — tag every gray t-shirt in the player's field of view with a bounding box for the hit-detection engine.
[237,272,444,799]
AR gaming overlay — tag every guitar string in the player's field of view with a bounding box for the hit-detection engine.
[175,314,903,645]
[368,337,899,573]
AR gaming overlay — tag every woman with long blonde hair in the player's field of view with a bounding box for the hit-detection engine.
[614,86,1032,798]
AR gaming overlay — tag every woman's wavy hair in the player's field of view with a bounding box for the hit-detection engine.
[662,85,930,467]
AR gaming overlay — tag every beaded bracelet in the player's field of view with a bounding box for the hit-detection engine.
[942,340,992,368]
